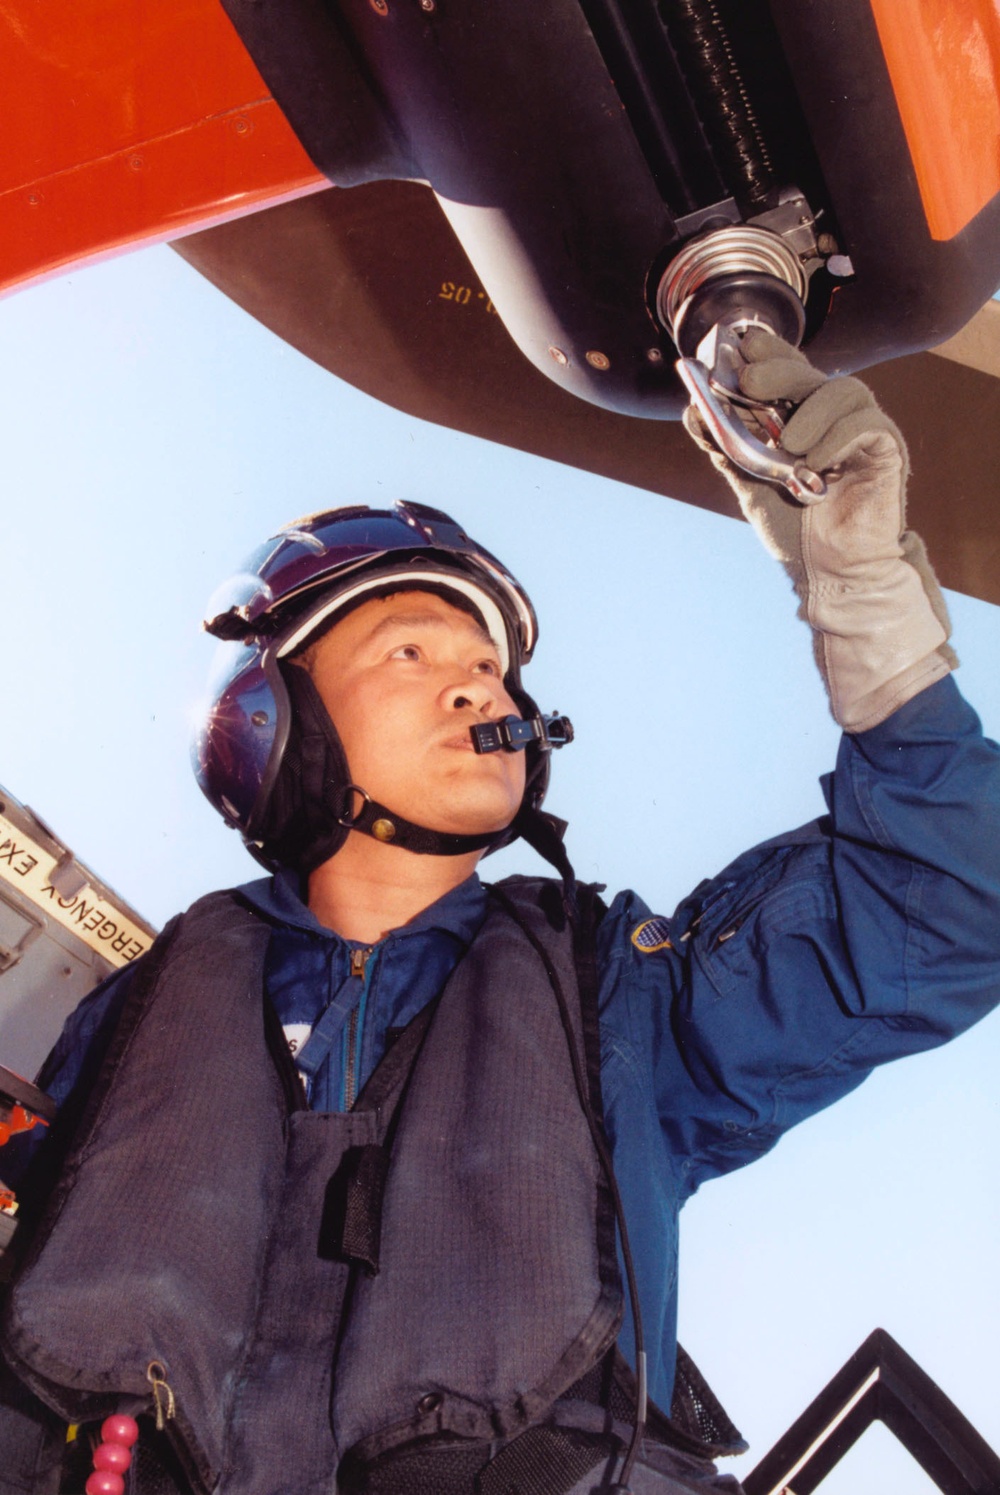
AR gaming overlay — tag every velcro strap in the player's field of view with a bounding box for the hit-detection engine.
[335,1143,391,1275]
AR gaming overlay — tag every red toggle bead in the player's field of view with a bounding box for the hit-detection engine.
[85,1472,125,1495]
[100,1415,139,1447]
[94,1443,132,1473]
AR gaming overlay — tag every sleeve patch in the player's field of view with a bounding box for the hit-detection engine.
[630,917,673,954]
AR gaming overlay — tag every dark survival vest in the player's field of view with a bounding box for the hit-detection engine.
[0,879,742,1494]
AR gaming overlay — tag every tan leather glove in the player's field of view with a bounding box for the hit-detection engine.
[684,329,956,732]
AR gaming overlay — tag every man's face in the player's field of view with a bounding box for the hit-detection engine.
[305,591,527,838]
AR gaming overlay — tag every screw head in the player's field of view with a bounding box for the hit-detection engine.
[250,710,269,727]
[420,0,436,9]
[548,346,569,366]
[369,0,388,12]
[646,347,664,363]
[585,350,610,370]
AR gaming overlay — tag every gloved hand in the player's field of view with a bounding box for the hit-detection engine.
[684,328,956,732]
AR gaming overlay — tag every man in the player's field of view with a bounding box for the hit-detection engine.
[2,334,999,1494]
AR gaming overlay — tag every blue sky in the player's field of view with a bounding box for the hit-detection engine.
[2,244,998,1490]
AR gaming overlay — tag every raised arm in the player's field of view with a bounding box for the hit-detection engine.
[615,340,1000,1186]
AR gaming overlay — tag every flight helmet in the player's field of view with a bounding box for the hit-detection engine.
[192,501,569,870]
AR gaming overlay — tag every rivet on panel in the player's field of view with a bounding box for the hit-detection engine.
[585,350,611,370]
[548,346,569,366]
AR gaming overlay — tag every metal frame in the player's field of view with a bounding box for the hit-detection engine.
[743,1328,1000,1495]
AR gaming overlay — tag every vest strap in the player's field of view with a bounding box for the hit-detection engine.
[327,993,442,1275]
[340,1425,616,1495]
[476,1426,615,1495]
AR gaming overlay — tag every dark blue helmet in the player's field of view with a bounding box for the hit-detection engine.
[192,501,549,869]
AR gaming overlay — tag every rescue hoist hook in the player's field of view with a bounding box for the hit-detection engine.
[658,222,828,503]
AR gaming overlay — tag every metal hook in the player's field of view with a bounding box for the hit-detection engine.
[677,355,827,505]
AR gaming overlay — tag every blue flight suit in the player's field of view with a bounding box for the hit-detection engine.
[16,674,1000,1415]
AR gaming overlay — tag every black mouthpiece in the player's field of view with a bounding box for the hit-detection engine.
[470,713,574,755]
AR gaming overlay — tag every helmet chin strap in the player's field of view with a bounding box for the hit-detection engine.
[338,786,575,894]
[337,784,509,857]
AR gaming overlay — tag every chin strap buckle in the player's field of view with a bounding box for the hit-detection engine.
[470,713,574,756]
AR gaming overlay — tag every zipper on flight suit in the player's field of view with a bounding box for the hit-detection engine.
[344,946,373,1109]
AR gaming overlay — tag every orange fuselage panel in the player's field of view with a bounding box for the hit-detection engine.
[0,0,325,295]
[869,0,1000,241]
